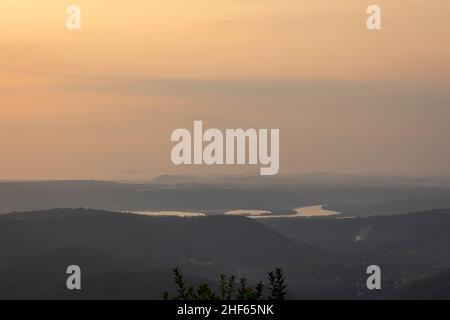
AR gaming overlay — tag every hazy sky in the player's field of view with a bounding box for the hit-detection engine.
[1,0,450,180]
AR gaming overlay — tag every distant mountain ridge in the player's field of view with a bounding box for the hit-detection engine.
[149,173,450,187]
[2,179,450,216]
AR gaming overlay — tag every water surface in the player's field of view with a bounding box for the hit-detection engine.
[253,205,340,219]
[225,209,272,216]
[129,211,205,217]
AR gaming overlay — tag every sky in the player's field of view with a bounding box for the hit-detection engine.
[1,0,450,180]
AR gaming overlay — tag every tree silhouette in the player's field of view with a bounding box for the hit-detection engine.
[237,278,249,300]
[219,274,236,300]
[268,267,287,300]
[172,267,195,300]
[253,281,264,300]
[168,267,287,300]
[196,283,217,300]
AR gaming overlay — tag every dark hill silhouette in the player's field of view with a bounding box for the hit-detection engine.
[0,208,315,269]
[0,208,322,299]
[262,209,450,254]
[394,268,450,300]
[0,245,209,300]
[262,209,450,299]
[1,208,450,299]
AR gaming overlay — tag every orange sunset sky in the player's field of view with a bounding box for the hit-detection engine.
[1,0,450,180]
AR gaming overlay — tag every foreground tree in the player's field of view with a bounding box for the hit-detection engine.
[172,267,196,300]
[268,267,287,300]
[166,267,287,300]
